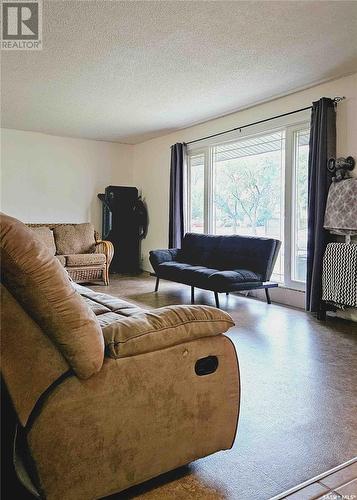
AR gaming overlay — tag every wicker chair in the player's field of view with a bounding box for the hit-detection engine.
[27,223,114,285]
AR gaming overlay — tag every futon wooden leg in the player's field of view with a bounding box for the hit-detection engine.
[214,292,220,308]
[155,277,160,292]
[191,286,195,304]
[265,288,271,305]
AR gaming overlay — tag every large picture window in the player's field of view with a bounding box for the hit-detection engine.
[187,121,310,289]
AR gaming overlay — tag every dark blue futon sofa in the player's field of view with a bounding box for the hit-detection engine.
[149,233,281,307]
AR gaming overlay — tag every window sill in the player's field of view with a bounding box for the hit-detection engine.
[243,284,305,308]
[275,284,306,293]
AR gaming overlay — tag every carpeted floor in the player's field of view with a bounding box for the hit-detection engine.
[89,274,357,500]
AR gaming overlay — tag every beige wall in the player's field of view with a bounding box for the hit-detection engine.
[133,73,357,274]
[0,129,133,232]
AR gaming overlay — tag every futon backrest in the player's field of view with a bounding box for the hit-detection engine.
[180,233,281,281]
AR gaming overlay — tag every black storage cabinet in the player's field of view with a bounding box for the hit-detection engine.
[98,186,147,274]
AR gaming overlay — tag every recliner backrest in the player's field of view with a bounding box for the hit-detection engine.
[181,233,280,281]
[1,213,104,380]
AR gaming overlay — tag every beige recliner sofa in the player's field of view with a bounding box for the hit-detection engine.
[1,213,240,500]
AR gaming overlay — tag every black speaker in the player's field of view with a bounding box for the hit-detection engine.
[98,186,147,274]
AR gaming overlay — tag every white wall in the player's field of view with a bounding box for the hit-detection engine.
[0,129,133,232]
[1,74,356,308]
[133,73,357,276]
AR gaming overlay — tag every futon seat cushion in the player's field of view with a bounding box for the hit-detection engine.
[66,253,106,267]
[156,262,193,282]
[158,261,217,284]
[158,262,262,290]
[208,269,262,289]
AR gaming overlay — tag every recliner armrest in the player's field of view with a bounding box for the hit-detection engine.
[26,334,240,500]
[149,248,181,271]
[102,305,234,359]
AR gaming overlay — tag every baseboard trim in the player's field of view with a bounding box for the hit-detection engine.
[269,456,357,499]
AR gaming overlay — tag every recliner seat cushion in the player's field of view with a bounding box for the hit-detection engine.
[53,223,96,255]
[81,297,111,316]
[74,283,143,317]
[66,253,106,267]
[0,213,104,379]
[102,304,234,359]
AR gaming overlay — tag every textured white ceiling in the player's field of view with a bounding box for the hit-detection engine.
[2,1,357,144]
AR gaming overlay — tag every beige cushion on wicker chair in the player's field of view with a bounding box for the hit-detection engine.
[0,213,104,379]
[30,227,56,255]
[66,253,106,267]
[54,223,96,255]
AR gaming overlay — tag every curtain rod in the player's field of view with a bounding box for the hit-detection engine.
[184,96,345,146]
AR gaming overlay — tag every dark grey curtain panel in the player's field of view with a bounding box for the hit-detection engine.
[169,143,186,248]
[306,98,336,313]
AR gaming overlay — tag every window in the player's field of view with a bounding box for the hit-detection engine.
[292,128,309,283]
[188,153,205,233]
[187,121,310,289]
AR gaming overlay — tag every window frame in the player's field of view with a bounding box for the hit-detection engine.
[186,117,310,291]
[286,123,310,289]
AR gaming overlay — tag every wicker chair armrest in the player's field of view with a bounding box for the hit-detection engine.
[95,240,114,267]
